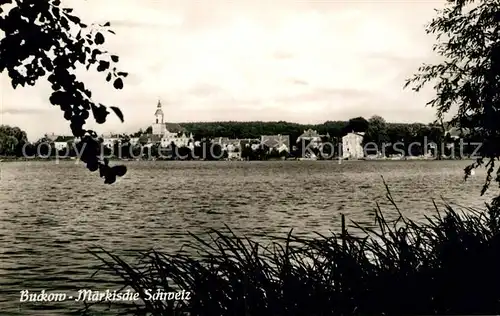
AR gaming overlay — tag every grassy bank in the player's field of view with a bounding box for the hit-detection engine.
[89,187,500,315]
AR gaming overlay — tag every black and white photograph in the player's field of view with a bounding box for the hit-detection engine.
[1,0,500,315]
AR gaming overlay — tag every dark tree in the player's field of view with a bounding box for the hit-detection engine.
[345,117,369,134]
[131,145,142,159]
[268,148,281,159]
[0,125,27,156]
[177,146,192,160]
[33,136,55,157]
[0,0,128,183]
[193,139,224,160]
[363,115,389,153]
[134,120,448,151]
[405,0,500,195]
[209,143,224,160]
[241,144,253,160]
[319,141,334,159]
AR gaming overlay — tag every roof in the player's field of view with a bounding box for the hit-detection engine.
[261,135,290,148]
[343,132,365,138]
[240,139,254,147]
[446,127,469,137]
[164,123,186,133]
[138,134,162,144]
[101,133,121,139]
[227,139,241,146]
[44,133,59,141]
[297,129,320,139]
[53,135,75,142]
[212,137,230,144]
[138,135,149,144]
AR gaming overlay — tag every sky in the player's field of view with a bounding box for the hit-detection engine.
[0,0,447,141]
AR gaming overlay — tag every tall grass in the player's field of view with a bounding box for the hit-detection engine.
[89,185,500,315]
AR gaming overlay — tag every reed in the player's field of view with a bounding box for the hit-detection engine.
[89,183,500,315]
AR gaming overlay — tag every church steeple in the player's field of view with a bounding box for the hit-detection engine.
[154,99,164,124]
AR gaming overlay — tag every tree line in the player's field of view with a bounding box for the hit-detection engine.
[1,113,483,160]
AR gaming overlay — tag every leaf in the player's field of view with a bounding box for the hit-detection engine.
[67,15,80,24]
[104,173,117,184]
[104,21,111,27]
[49,91,66,105]
[109,106,124,123]
[117,72,128,77]
[94,32,105,45]
[106,73,112,82]
[113,78,123,89]
[111,55,119,62]
[91,104,108,124]
[98,163,109,178]
[97,60,110,72]
[108,30,115,35]
[60,16,69,28]
[86,161,98,172]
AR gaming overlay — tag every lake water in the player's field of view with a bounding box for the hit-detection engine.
[0,160,495,315]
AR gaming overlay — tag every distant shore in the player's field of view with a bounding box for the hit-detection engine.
[0,156,477,162]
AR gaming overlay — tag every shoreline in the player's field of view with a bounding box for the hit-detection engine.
[0,157,477,162]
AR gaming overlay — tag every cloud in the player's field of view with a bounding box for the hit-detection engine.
[277,88,372,104]
[0,108,49,115]
[186,83,226,97]
[289,79,308,86]
[274,51,295,60]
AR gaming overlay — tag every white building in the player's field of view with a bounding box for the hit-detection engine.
[296,129,324,148]
[225,139,241,153]
[342,132,364,159]
[152,100,193,147]
[44,134,76,151]
[261,134,290,152]
[160,134,191,147]
[54,142,68,151]
[129,137,140,146]
[101,134,121,148]
[228,151,241,160]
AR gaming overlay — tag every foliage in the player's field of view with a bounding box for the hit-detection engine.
[0,0,128,183]
[241,142,267,160]
[143,119,461,153]
[91,184,500,315]
[192,139,226,160]
[178,121,307,143]
[346,116,369,133]
[405,0,500,193]
[363,115,389,149]
[0,125,27,156]
[167,119,366,143]
[2,118,483,160]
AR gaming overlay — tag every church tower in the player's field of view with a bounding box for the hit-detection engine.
[152,99,166,135]
[155,99,164,124]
